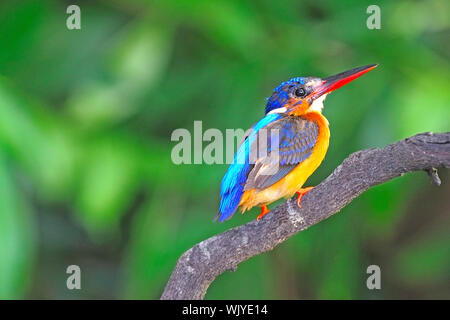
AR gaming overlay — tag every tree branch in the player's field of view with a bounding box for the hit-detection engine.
[161,132,450,300]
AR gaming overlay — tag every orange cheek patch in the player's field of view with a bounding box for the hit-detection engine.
[287,99,311,116]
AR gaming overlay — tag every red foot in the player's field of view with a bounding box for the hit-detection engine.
[296,187,314,208]
[257,205,270,220]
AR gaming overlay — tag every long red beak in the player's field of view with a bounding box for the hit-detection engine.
[312,64,378,98]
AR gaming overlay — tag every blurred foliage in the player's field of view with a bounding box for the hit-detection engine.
[0,0,448,299]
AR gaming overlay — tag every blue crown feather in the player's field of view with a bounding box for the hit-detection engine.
[265,77,307,114]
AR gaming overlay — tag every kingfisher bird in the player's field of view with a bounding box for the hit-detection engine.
[216,64,377,222]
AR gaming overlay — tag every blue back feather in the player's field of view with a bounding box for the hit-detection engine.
[217,113,282,221]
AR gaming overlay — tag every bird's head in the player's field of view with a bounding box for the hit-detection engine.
[265,64,378,116]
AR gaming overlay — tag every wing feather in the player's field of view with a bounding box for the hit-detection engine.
[244,116,319,191]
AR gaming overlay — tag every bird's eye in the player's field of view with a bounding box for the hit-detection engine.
[294,87,307,98]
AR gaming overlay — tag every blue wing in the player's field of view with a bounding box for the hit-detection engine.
[216,114,318,222]
[244,117,319,190]
[217,113,282,221]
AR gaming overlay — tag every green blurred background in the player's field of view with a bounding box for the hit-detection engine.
[0,0,448,299]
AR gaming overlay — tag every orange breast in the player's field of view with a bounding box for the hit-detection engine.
[239,111,330,212]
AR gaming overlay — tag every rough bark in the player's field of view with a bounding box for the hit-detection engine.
[161,132,450,300]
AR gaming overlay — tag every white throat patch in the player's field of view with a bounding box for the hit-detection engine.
[309,94,328,113]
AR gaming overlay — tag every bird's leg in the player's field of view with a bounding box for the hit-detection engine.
[296,187,314,208]
[256,205,270,220]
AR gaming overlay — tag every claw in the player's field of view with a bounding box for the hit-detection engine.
[256,205,270,220]
[296,187,314,208]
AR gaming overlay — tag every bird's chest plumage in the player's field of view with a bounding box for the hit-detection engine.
[239,112,330,211]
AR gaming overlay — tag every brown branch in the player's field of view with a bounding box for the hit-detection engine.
[161,132,450,300]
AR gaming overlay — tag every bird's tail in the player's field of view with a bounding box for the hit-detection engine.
[216,187,243,222]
